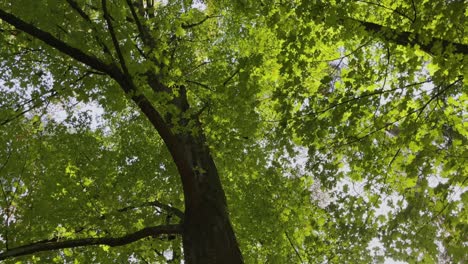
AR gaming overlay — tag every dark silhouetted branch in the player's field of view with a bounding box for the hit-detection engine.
[356,19,468,55]
[0,224,182,260]
[0,9,120,77]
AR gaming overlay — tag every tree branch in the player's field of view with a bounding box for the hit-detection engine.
[186,79,213,91]
[355,19,468,55]
[302,79,432,120]
[65,0,113,57]
[0,89,58,126]
[0,224,182,260]
[102,0,130,77]
[336,78,462,148]
[0,8,120,78]
[223,68,240,86]
[354,0,414,22]
[65,0,92,22]
[182,15,220,29]
[285,232,304,264]
[125,0,155,49]
[115,200,184,220]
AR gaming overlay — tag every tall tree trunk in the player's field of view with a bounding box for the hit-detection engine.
[134,84,244,263]
[179,137,243,263]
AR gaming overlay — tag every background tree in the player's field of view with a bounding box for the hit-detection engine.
[0,0,466,263]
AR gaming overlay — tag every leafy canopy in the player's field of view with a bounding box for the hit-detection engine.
[0,0,467,263]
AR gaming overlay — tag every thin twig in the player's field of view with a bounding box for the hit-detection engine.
[285,232,304,264]
[354,0,413,22]
[186,79,213,91]
[223,69,240,86]
[182,15,221,29]
[102,0,130,77]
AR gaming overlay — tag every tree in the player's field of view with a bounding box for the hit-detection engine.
[0,0,466,263]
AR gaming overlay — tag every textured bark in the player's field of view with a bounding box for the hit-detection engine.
[139,112,244,263]
[179,137,243,264]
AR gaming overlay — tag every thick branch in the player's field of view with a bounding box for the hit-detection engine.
[0,9,119,77]
[356,19,468,55]
[66,0,92,22]
[0,224,182,260]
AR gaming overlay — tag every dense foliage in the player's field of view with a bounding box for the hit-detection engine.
[0,0,466,263]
